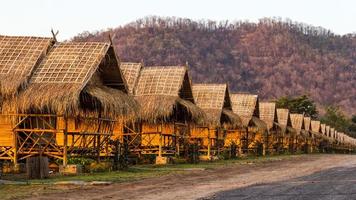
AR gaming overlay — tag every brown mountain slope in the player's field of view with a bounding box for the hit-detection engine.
[73,17,356,115]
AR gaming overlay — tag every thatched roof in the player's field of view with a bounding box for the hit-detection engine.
[320,124,326,134]
[230,93,258,127]
[276,108,290,133]
[303,117,311,131]
[134,66,205,123]
[192,84,242,128]
[120,62,142,94]
[250,116,268,133]
[0,35,54,98]
[311,120,321,133]
[259,102,277,130]
[16,42,137,118]
[290,113,304,134]
[330,127,335,138]
[326,125,330,136]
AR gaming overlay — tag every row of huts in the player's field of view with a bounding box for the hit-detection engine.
[0,34,355,167]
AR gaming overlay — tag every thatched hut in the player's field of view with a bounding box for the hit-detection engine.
[310,120,323,152]
[192,84,241,160]
[302,117,314,153]
[290,113,305,152]
[131,65,205,161]
[14,41,138,164]
[0,35,54,164]
[259,102,279,155]
[330,128,335,141]
[230,94,267,155]
[276,108,293,152]
[320,124,326,136]
[326,125,330,137]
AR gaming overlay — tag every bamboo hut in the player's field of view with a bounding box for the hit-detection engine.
[289,113,304,152]
[12,41,137,165]
[330,128,335,141]
[258,102,279,155]
[326,126,330,137]
[276,108,293,152]
[132,65,205,162]
[302,117,313,153]
[310,120,322,152]
[0,35,54,163]
[115,62,143,153]
[320,124,326,136]
[230,94,267,155]
[192,84,241,160]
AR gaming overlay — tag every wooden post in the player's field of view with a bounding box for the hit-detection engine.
[174,123,179,157]
[207,128,211,159]
[13,131,18,166]
[158,123,163,157]
[217,128,220,157]
[246,127,249,155]
[63,117,68,166]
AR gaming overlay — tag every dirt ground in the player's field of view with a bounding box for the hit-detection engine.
[22,154,356,200]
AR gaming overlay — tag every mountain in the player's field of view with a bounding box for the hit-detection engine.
[72,16,356,116]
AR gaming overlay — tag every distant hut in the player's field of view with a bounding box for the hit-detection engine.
[115,62,143,149]
[259,102,279,155]
[276,108,293,152]
[310,120,322,152]
[0,35,54,164]
[192,84,241,160]
[133,65,205,162]
[230,94,267,155]
[303,117,311,135]
[326,126,330,137]
[15,41,137,165]
[330,128,335,141]
[290,113,304,152]
[320,124,326,136]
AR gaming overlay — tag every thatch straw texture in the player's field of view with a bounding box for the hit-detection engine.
[16,42,137,118]
[290,113,304,134]
[311,120,320,133]
[120,62,142,94]
[230,93,258,127]
[134,66,204,123]
[276,108,289,126]
[193,84,241,127]
[287,126,297,134]
[250,116,268,133]
[259,102,276,130]
[0,35,53,98]
[135,95,205,123]
[326,125,330,136]
[303,117,311,131]
[330,128,335,138]
[321,124,326,134]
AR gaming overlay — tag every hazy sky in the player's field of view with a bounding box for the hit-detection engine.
[1,0,355,41]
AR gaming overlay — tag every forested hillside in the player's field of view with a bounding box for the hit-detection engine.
[73,17,356,115]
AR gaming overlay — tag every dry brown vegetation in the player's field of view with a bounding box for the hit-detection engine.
[72,16,356,116]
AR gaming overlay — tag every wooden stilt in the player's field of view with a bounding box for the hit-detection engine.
[158,123,162,157]
[63,117,68,166]
[207,128,211,159]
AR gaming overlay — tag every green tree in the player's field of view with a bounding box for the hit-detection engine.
[320,106,350,133]
[276,95,318,119]
[352,115,356,124]
[348,115,356,137]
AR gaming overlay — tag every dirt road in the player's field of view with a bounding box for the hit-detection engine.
[24,154,356,200]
